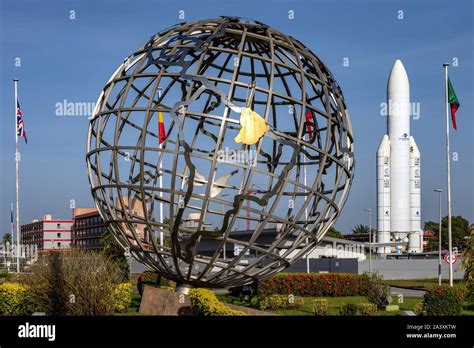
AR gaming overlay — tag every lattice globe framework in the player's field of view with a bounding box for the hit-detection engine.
[86,17,354,288]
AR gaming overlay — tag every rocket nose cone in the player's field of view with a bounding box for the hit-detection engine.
[388,59,410,95]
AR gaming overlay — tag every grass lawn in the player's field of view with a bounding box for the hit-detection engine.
[461,302,474,315]
[120,283,474,316]
[385,278,466,290]
[272,296,423,316]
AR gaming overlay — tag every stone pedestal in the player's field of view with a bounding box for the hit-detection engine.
[139,285,278,316]
[139,285,193,316]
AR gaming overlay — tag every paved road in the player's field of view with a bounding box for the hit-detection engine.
[390,286,426,298]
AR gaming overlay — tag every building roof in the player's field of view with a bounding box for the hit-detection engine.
[227,228,365,245]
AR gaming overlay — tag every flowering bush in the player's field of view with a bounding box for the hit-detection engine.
[112,283,132,313]
[0,283,36,316]
[258,273,365,297]
[189,289,245,316]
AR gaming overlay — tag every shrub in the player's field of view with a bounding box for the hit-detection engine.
[423,286,465,316]
[361,272,390,309]
[467,283,474,302]
[258,273,365,297]
[23,250,123,315]
[312,299,328,316]
[462,229,473,300]
[259,294,303,311]
[340,303,358,316]
[112,283,132,313]
[288,296,304,309]
[137,271,168,296]
[220,295,260,309]
[358,303,377,316]
[259,295,286,310]
[189,288,245,316]
[0,270,11,285]
[0,283,36,316]
[413,302,424,316]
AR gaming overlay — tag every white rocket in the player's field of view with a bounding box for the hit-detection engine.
[376,60,423,256]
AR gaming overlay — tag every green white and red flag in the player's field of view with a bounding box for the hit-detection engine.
[447,78,460,130]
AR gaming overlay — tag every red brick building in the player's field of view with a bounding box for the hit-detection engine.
[72,208,106,250]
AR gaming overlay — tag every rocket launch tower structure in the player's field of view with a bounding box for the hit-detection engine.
[377,60,423,256]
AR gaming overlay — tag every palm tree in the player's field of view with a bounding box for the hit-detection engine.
[2,233,12,244]
[351,224,369,234]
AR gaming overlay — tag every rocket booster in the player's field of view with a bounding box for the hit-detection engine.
[377,60,423,255]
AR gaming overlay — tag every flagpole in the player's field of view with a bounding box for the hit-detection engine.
[443,63,453,287]
[14,79,20,273]
[304,154,310,273]
[303,110,309,273]
[158,88,164,247]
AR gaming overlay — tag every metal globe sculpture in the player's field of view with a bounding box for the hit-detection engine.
[86,17,354,288]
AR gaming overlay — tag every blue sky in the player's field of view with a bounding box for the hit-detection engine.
[0,0,472,236]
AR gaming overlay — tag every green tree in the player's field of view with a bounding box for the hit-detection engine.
[326,227,343,239]
[2,233,12,244]
[424,215,470,251]
[100,229,130,281]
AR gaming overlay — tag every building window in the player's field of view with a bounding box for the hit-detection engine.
[57,233,61,238]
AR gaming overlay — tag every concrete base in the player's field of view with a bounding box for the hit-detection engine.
[139,285,193,316]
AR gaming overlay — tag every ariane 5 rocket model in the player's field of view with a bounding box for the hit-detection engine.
[377,60,423,256]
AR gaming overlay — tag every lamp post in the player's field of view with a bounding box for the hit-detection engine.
[434,189,443,286]
[365,208,372,274]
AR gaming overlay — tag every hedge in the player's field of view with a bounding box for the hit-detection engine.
[258,273,367,297]
[137,271,169,296]
[423,286,465,316]
[189,289,245,316]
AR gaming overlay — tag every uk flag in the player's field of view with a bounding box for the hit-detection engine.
[17,100,27,144]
